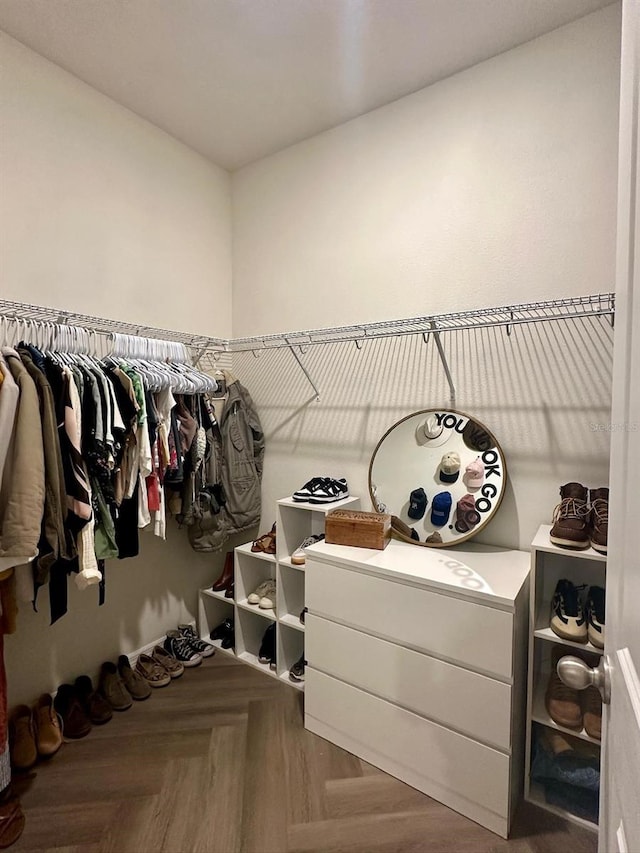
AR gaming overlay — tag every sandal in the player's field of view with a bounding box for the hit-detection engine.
[251,522,276,554]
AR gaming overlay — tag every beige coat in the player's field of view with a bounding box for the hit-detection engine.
[0,348,45,577]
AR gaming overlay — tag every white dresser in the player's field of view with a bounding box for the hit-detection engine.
[304,538,530,839]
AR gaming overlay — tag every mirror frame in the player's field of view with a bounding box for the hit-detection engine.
[368,407,508,548]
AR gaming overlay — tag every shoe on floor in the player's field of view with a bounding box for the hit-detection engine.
[289,655,306,683]
[54,684,93,737]
[248,579,274,605]
[408,488,427,520]
[291,534,325,565]
[99,662,134,711]
[550,579,588,643]
[135,654,172,688]
[33,694,62,758]
[164,631,203,667]
[549,482,590,549]
[9,706,37,770]
[545,668,582,730]
[582,685,602,740]
[178,624,215,658]
[585,586,605,649]
[151,645,185,678]
[258,623,276,666]
[74,675,113,725]
[118,655,152,700]
[293,477,349,504]
[589,487,609,554]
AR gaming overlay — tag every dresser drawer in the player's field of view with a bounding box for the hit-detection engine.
[306,560,514,678]
[306,614,512,750]
[306,669,510,830]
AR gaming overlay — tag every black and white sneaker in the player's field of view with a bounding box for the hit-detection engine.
[586,586,605,649]
[289,655,306,682]
[292,477,349,504]
[549,579,588,643]
[164,631,203,667]
[178,624,215,658]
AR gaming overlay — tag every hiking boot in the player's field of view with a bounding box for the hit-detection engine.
[164,631,202,667]
[289,655,306,683]
[585,586,605,649]
[9,706,37,770]
[74,676,113,724]
[549,483,590,549]
[151,645,184,678]
[118,655,152,700]
[99,662,133,711]
[33,694,62,758]
[589,488,609,554]
[582,685,602,739]
[178,624,215,658]
[550,579,588,643]
[258,623,276,666]
[54,684,93,737]
[545,667,582,729]
[135,654,171,688]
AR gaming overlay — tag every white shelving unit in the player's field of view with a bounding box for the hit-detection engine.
[524,524,606,833]
[198,492,360,692]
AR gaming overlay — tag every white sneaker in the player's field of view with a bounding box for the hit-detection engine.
[248,579,273,605]
[291,534,325,565]
[257,580,276,610]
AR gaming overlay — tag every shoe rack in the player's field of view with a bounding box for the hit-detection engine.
[198,493,360,692]
[524,524,606,833]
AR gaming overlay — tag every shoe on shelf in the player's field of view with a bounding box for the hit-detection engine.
[99,662,134,711]
[224,582,234,599]
[259,580,276,610]
[589,488,609,554]
[251,522,276,554]
[248,579,274,605]
[151,645,185,678]
[549,483,590,549]
[408,488,427,521]
[33,694,62,759]
[258,623,276,666]
[178,624,215,658]
[289,655,306,683]
[210,618,234,649]
[582,685,602,740]
[300,607,308,625]
[164,631,203,667]
[74,675,113,724]
[54,684,93,737]
[545,666,582,730]
[291,534,325,565]
[9,706,37,770]
[211,551,234,592]
[118,655,152,700]
[585,586,605,649]
[135,654,172,688]
[292,477,349,504]
[550,579,588,643]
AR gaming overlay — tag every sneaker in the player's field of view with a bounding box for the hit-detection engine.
[454,494,481,533]
[118,655,152,700]
[589,488,609,554]
[135,653,172,688]
[259,581,276,610]
[292,477,349,504]
[408,488,427,520]
[582,685,602,739]
[164,631,203,667]
[291,534,324,565]
[248,579,274,605]
[550,579,588,643]
[178,624,215,658]
[151,645,185,678]
[549,483,590,549]
[545,665,582,730]
[289,655,306,683]
[258,623,276,665]
[585,586,605,649]
[99,662,133,711]
[430,492,452,527]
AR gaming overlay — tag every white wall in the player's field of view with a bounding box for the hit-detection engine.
[232,6,621,551]
[0,32,236,704]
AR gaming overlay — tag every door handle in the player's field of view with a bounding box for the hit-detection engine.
[557,655,611,704]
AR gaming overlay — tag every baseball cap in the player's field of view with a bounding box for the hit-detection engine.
[430,491,452,526]
[463,457,484,489]
[454,494,481,533]
[439,452,461,483]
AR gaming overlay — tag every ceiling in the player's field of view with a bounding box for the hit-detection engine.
[0,0,614,171]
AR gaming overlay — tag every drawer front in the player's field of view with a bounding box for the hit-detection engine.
[306,668,510,821]
[306,560,514,678]
[306,614,512,750]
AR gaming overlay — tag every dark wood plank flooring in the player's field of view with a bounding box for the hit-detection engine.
[10,656,597,853]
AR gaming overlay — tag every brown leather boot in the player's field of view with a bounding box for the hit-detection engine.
[211,551,234,592]
[589,487,609,554]
[9,706,37,770]
[33,694,62,758]
[549,483,590,549]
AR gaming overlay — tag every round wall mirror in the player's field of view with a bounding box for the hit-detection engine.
[368,409,507,548]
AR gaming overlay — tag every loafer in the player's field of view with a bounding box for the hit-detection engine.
[75,675,113,725]
[54,684,92,739]
[151,645,184,679]
[99,662,133,711]
[135,654,172,688]
[118,655,152,700]
[33,694,62,758]
[9,706,37,770]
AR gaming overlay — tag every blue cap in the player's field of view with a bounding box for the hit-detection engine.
[430,491,452,527]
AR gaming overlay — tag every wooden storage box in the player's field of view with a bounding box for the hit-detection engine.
[325,509,391,550]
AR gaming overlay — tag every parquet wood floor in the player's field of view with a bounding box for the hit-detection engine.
[10,656,597,853]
